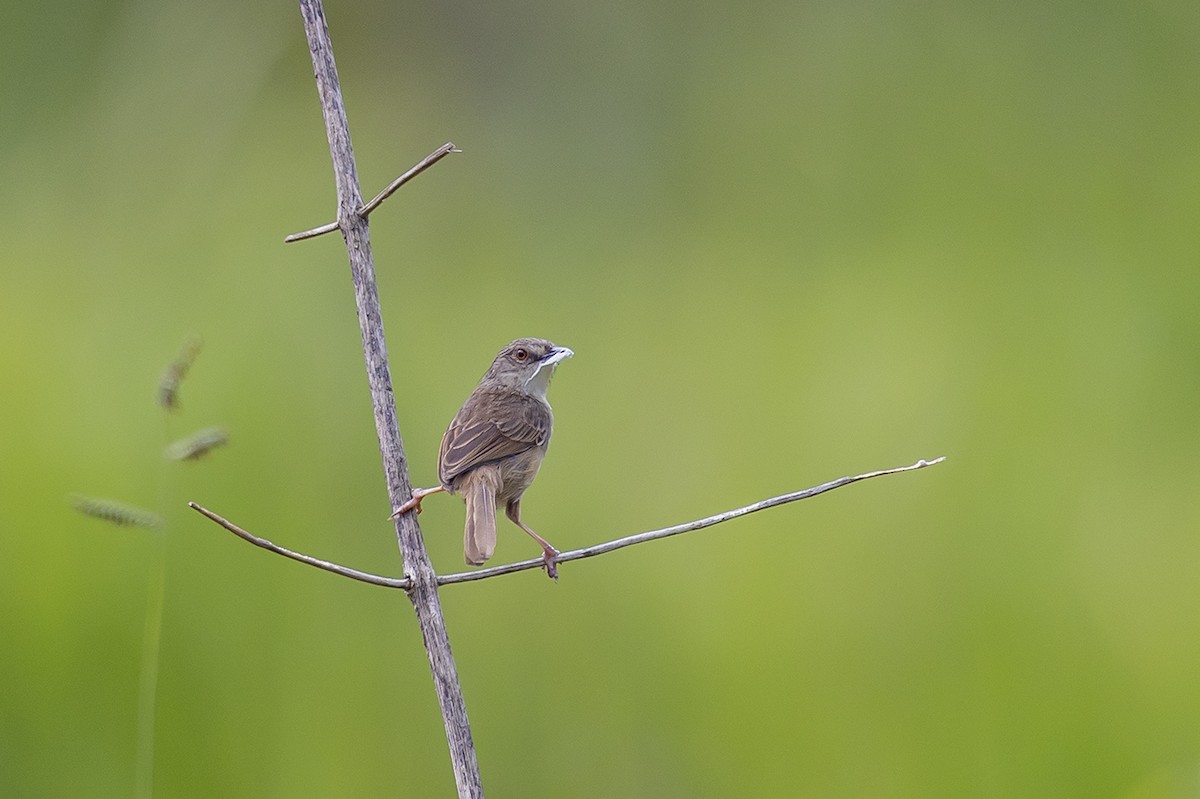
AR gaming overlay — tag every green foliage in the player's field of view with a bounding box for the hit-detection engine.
[3,0,1199,796]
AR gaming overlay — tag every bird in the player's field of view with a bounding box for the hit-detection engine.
[391,338,573,579]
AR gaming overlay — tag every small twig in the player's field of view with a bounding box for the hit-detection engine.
[189,457,945,589]
[359,142,460,218]
[188,502,411,590]
[284,141,460,243]
[284,220,339,243]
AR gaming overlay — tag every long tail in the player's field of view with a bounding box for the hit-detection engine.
[462,468,498,566]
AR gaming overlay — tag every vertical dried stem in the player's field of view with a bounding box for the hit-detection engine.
[295,1,482,795]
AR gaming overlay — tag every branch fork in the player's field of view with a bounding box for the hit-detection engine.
[284,141,460,243]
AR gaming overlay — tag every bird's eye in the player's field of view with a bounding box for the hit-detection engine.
[513,348,529,362]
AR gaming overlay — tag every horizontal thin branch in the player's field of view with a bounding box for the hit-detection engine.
[284,141,460,243]
[187,502,412,590]
[437,456,946,584]
[189,456,944,589]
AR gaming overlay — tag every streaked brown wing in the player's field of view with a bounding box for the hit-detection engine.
[438,391,551,486]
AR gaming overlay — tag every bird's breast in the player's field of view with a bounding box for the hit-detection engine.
[495,446,548,503]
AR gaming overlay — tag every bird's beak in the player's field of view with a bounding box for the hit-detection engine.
[525,345,573,387]
[540,346,574,367]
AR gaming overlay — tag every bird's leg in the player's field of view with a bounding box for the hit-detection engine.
[505,499,560,581]
[389,485,446,519]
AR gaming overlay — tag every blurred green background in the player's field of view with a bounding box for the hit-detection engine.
[3,0,1199,796]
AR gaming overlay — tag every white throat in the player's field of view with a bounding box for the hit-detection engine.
[524,362,557,400]
[523,346,573,400]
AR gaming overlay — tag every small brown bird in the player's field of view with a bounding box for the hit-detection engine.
[392,338,573,579]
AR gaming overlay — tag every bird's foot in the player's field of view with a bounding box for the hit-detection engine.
[541,545,561,582]
[388,486,444,519]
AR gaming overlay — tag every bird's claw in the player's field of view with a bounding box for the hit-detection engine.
[542,546,561,582]
[389,488,434,519]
